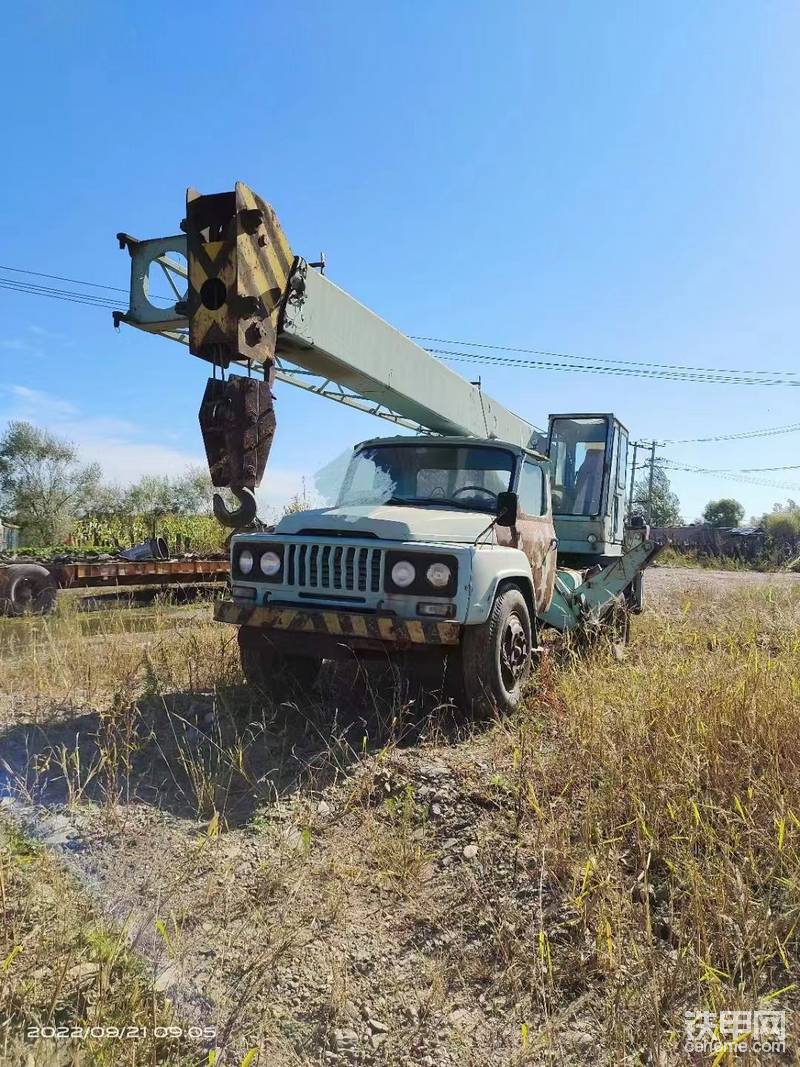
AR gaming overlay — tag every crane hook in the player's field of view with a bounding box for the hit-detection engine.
[213,486,258,528]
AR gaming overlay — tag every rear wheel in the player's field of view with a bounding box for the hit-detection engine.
[605,599,631,646]
[578,597,630,652]
[0,564,58,616]
[460,587,533,717]
[237,626,321,698]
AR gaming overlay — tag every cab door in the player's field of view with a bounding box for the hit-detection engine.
[497,458,556,614]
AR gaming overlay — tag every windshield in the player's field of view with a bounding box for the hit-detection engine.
[548,417,608,516]
[337,443,516,512]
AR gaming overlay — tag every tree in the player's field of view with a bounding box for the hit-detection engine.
[761,500,800,538]
[91,467,214,538]
[702,498,744,528]
[0,421,102,545]
[631,465,682,526]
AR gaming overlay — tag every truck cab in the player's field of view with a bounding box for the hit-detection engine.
[216,417,658,716]
[227,434,555,631]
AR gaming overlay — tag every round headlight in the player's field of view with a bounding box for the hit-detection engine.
[426,561,451,588]
[260,550,281,577]
[238,549,254,575]
[391,560,416,588]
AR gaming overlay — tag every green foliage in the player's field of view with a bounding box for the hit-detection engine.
[70,514,227,555]
[763,511,800,538]
[0,421,102,546]
[0,422,220,552]
[281,477,313,516]
[77,468,221,552]
[631,465,682,526]
[702,497,744,528]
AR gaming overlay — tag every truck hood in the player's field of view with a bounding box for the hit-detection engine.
[275,504,493,543]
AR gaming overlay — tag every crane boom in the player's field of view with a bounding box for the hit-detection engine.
[278,264,540,446]
[115,184,539,454]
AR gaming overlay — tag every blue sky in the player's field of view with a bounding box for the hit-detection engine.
[1,2,799,522]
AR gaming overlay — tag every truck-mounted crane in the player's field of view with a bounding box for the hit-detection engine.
[113,182,659,714]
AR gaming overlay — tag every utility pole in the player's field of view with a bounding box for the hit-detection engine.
[647,439,657,524]
[627,440,639,520]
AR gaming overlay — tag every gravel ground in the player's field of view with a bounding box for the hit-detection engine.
[648,564,800,598]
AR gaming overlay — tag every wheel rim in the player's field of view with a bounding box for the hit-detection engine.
[16,579,33,607]
[500,612,529,692]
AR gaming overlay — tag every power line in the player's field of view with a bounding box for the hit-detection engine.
[0,263,131,294]
[431,347,800,387]
[0,279,123,309]
[413,334,800,378]
[662,461,800,473]
[657,459,800,492]
[661,422,800,444]
[0,264,175,305]
[2,262,798,380]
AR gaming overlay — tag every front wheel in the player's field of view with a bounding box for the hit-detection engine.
[237,627,321,699]
[459,587,534,717]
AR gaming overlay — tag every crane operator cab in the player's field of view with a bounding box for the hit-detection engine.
[545,413,631,566]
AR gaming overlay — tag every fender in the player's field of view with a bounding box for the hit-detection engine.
[466,546,537,625]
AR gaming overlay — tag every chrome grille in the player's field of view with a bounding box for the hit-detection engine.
[284,543,384,595]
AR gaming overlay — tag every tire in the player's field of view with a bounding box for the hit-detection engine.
[580,597,630,651]
[0,564,58,617]
[460,586,533,717]
[606,599,631,645]
[237,626,321,698]
[626,571,645,615]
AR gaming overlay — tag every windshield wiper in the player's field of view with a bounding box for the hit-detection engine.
[386,496,494,512]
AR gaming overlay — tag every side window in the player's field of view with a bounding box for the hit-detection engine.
[616,429,629,490]
[518,461,545,516]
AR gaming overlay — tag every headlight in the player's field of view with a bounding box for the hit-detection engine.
[426,561,451,588]
[390,560,416,588]
[260,550,281,577]
[238,549,254,575]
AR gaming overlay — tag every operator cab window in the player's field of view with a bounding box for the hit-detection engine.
[517,460,546,517]
[549,417,608,517]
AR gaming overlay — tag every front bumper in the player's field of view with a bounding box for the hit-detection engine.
[214,600,461,648]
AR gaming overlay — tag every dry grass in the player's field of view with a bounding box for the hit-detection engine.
[478,581,800,1057]
[0,577,799,1063]
[0,822,200,1066]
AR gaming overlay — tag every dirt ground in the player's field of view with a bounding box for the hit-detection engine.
[649,564,800,597]
[1,565,799,1066]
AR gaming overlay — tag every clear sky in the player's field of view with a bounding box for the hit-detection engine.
[1,2,799,523]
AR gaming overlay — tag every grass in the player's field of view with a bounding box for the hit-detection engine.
[655,543,798,572]
[0,575,799,1062]
[0,822,202,1066]
[481,582,800,1057]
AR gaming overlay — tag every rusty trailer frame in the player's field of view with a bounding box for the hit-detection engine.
[50,557,229,589]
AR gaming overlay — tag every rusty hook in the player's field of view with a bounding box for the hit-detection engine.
[213,486,258,528]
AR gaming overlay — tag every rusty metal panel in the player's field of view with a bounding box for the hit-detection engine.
[185,182,293,368]
[53,558,229,589]
[198,373,275,494]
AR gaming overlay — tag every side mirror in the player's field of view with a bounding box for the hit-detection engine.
[496,491,518,528]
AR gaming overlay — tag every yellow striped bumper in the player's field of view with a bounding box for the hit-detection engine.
[214,600,460,646]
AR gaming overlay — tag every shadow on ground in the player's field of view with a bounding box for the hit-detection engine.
[0,661,479,827]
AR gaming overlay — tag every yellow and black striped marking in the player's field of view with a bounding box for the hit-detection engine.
[185,182,294,367]
[214,601,461,646]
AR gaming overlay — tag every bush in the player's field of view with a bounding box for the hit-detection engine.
[763,511,800,538]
